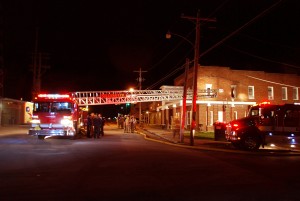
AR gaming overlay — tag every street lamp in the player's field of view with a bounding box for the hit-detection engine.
[146,111,149,124]
[166,31,194,47]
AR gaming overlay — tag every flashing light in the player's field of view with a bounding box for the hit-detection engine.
[259,101,271,106]
[81,107,89,111]
[61,116,73,127]
[230,123,239,131]
[31,115,40,124]
[37,94,70,99]
[31,119,40,124]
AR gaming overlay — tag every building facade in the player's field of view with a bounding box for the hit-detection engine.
[0,98,33,126]
[147,66,300,131]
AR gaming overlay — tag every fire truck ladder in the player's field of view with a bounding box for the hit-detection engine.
[72,89,217,106]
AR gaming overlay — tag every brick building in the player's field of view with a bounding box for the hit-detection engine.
[147,66,300,131]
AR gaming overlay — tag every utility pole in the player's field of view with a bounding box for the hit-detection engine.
[180,58,189,143]
[0,2,3,98]
[181,10,216,146]
[0,2,3,127]
[32,28,38,99]
[134,68,147,124]
[31,27,50,100]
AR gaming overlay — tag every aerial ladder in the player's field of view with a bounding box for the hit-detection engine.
[71,88,217,106]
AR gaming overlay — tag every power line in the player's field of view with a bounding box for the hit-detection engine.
[147,0,285,90]
[199,0,284,58]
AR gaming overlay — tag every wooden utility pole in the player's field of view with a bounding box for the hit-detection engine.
[134,68,147,123]
[31,27,50,100]
[0,2,3,127]
[0,1,3,98]
[180,58,189,143]
[181,10,216,145]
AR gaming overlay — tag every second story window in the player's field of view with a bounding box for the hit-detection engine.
[268,86,274,100]
[293,87,299,100]
[206,84,212,96]
[282,87,288,100]
[248,86,254,99]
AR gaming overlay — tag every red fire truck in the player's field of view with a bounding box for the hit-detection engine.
[225,102,300,151]
[28,93,84,139]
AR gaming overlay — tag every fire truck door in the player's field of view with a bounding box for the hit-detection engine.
[260,109,276,132]
[274,109,284,133]
[283,109,300,132]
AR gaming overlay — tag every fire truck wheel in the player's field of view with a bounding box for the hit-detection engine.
[231,142,242,149]
[242,134,261,151]
[38,135,45,140]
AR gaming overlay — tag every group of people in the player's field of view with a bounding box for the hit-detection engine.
[86,113,105,139]
[117,114,137,133]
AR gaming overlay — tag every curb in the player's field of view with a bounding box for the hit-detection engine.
[137,128,300,156]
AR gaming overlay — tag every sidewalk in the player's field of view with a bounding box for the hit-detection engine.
[137,125,300,155]
[137,125,232,149]
[0,125,29,135]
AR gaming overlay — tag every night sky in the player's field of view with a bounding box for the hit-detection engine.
[1,0,300,104]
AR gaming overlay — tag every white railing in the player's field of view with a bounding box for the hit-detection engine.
[71,89,217,106]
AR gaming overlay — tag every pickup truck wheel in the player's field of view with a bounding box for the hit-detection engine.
[242,134,260,151]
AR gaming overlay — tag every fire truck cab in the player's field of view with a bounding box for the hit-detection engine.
[225,102,300,150]
[28,93,81,139]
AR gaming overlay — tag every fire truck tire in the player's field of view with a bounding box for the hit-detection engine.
[231,142,242,149]
[38,135,45,140]
[241,134,261,151]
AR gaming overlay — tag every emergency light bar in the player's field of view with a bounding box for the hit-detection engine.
[37,94,70,99]
[256,101,271,106]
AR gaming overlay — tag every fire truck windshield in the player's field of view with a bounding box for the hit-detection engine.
[248,105,275,118]
[34,102,72,113]
[248,106,259,117]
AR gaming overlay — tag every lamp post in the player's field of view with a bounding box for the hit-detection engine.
[166,31,194,47]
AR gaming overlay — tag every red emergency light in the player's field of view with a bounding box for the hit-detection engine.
[259,101,271,106]
[36,94,70,99]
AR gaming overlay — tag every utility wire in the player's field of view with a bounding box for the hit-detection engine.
[147,0,285,89]
[199,0,284,58]
[225,44,300,69]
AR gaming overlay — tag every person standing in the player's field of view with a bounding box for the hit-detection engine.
[130,116,136,133]
[93,113,101,139]
[86,113,94,138]
[172,118,180,139]
[124,115,130,133]
[98,113,105,137]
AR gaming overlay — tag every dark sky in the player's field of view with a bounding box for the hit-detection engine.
[1,0,300,102]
